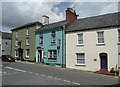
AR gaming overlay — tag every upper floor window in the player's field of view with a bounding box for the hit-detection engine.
[118,30,120,42]
[26,38,29,45]
[16,32,18,37]
[76,53,85,65]
[51,31,56,43]
[97,31,104,44]
[26,29,29,35]
[15,40,18,46]
[39,34,43,44]
[48,50,57,60]
[77,33,83,45]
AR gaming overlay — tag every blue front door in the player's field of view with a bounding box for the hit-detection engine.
[100,53,108,70]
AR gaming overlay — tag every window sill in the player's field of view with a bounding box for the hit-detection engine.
[48,59,57,62]
[75,64,86,66]
[26,56,29,59]
[96,43,105,46]
[76,44,84,47]
[26,44,29,46]
[51,42,56,46]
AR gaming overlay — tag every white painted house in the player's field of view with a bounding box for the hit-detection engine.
[66,12,119,72]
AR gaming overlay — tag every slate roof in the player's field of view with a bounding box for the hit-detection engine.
[36,20,66,32]
[11,21,42,31]
[2,32,12,40]
[66,12,120,32]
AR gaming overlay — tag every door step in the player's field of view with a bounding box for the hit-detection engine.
[94,69,114,76]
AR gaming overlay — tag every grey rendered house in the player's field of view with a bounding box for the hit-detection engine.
[2,32,12,55]
[11,21,42,62]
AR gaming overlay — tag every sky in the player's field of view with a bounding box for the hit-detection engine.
[1,0,119,33]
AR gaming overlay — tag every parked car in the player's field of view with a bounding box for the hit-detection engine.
[0,55,15,62]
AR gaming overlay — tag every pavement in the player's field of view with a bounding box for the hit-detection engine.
[1,61,119,86]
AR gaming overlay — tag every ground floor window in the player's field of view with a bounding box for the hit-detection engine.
[26,49,29,58]
[48,50,57,60]
[15,49,18,57]
[76,53,85,64]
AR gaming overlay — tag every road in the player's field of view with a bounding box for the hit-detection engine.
[1,61,119,86]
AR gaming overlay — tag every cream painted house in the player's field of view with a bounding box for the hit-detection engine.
[66,12,120,72]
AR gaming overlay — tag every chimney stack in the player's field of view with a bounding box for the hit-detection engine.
[66,8,78,25]
[42,15,49,25]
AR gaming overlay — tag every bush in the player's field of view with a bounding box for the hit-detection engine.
[110,67,119,76]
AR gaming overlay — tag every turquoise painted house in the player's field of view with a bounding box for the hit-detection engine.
[35,8,78,68]
[36,20,66,68]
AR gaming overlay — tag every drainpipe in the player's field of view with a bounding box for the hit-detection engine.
[62,25,65,68]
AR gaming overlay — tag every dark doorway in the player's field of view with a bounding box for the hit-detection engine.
[38,50,42,62]
[100,53,108,70]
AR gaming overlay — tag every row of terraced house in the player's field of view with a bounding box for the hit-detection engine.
[11,8,120,73]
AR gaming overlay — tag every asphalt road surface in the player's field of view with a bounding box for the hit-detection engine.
[1,61,119,87]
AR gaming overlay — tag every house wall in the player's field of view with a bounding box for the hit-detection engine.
[66,28,118,71]
[2,39,11,55]
[36,27,65,67]
[11,25,37,62]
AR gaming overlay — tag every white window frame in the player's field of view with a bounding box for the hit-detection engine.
[39,34,43,44]
[48,50,57,60]
[15,40,18,46]
[26,38,29,45]
[97,31,104,44]
[26,49,29,58]
[77,33,83,45]
[118,30,120,43]
[51,31,56,43]
[26,29,29,35]
[76,53,85,65]
[15,50,18,57]
[16,32,18,37]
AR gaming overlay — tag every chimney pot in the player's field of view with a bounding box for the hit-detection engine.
[42,15,49,25]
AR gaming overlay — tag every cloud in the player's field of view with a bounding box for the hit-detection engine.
[2,1,118,32]
[70,2,118,18]
[2,2,64,30]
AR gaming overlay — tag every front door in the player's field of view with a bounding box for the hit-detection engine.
[38,50,42,62]
[100,53,108,70]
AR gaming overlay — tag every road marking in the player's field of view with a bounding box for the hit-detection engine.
[26,62,35,64]
[34,73,39,75]
[54,77,61,80]
[40,74,45,77]
[72,82,81,85]
[63,80,71,83]
[47,76,53,78]
[14,69,26,72]
[28,71,33,74]
[5,67,14,70]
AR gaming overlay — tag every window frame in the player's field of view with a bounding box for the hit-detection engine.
[15,40,18,46]
[76,53,85,65]
[26,29,29,36]
[16,32,18,37]
[39,34,43,44]
[51,31,56,43]
[26,49,29,58]
[15,49,18,57]
[118,30,120,43]
[77,33,83,45]
[97,31,104,44]
[48,50,57,61]
[26,38,29,45]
